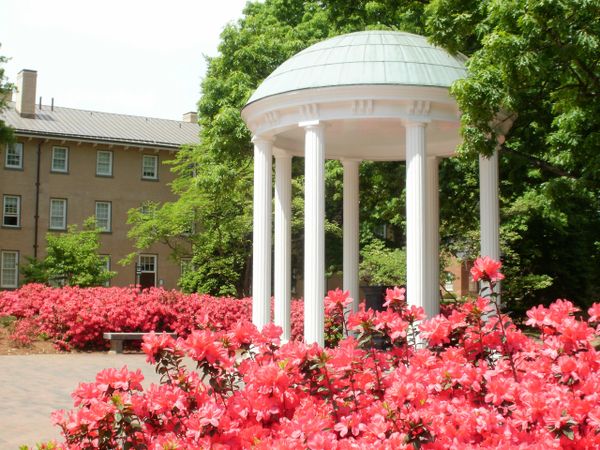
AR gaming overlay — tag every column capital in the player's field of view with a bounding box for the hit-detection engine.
[340,157,362,166]
[299,120,323,130]
[273,148,293,159]
[252,135,274,145]
[404,120,429,129]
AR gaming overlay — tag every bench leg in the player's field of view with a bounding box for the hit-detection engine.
[109,340,124,354]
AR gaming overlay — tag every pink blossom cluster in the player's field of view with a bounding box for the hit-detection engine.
[44,260,600,449]
[0,284,305,350]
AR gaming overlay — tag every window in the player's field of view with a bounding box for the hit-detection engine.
[181,258,193,276]
[141,201,153,215]
[5,142,23,169]
[1,251,19,288]
[96,150,113,176]
[100,255,111,287]
[49,198,67,230]
[51,146,69,173]
[444,279,454,293]
[138,254,157,288]
[95,201,111,232]
[139,255,156,272]
[2,195,20,227]
[182,221,196,236]
[374,223,388,240]
[142,155,158,179]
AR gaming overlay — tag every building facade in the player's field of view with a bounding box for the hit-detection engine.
[0,69,200,290]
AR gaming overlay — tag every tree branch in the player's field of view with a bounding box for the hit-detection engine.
[500,146,575,179]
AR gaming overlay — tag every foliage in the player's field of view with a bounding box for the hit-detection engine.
[0,46,14,145]
[22,218,115,288]
[359,240,407,286]
[125,0,423,296]
[125,146,254,296]
[126,0,600,314]
[36,259,600,448]
[426,0,600,310]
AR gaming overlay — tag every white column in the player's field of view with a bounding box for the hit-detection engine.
[405,122,427,311]
[302,121,325,346]
[479,150,500,261]
[426,156,440,317]
[342,158,360,312]
[252,136,273,331]
[274,150,292,341]
[479,149,501,300]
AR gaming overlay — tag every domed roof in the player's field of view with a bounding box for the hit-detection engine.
[246,30,467,106]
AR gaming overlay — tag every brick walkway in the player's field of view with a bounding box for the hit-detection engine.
[0,353,162,449]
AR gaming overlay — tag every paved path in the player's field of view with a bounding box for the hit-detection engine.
[0,353,163,449]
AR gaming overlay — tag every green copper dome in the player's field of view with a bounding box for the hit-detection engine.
[246,30,467,105]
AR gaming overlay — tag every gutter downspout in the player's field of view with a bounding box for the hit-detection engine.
[33,142,41,258]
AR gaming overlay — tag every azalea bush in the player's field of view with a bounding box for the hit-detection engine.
[42,257,600,448]
[0,285,305,350]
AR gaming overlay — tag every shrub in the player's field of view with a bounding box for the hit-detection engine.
[359,240,407,286]
[0,285,308,351]
[39,258,600,448]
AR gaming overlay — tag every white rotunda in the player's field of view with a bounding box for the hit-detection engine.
[241,30,501,346]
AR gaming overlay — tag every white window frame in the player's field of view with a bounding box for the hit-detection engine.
[51,146,69,173]
[1,251,19,289]
[139,254,157,285]
[139,254,156,272]
[140,201,159,218]
[2,195,21,228]
[96,150,113,176]
[49,198,67,230]
[444,279,454,293]
[182,221,196,236]
[100,255,111,287]
[95,201,112,232]
[142,155,158,180]
[180,258,193,276]
[5,142,23,169]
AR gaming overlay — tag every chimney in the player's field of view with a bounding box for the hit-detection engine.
[182,111,198,123]
[16,69,37,118]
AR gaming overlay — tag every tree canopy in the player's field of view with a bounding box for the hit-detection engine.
[427,0,600,309]
[127,0,600,312]
[0,46,14,145]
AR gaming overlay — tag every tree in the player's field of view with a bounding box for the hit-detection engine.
[128,0,599,314]
[0,46,15,145]
[23,218,115,287]
[426,0,600,311]
[126,0,424,296]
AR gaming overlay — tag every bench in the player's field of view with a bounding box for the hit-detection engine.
[103,332,177,354]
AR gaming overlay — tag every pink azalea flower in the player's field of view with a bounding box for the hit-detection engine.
[383,286,406,309]
[471,256,505,282]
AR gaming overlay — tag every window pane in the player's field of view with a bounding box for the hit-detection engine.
[96,151,112,176]
[52,147,68,172]
[95,202,111,231]
[100,255,111,287]
[142,155,157,178]
[139,256,155,272]
[5,143,23,168]
[3,196,20,227]
[1,252,18,288]
[181,259,193,276]
[50,199,66,229]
